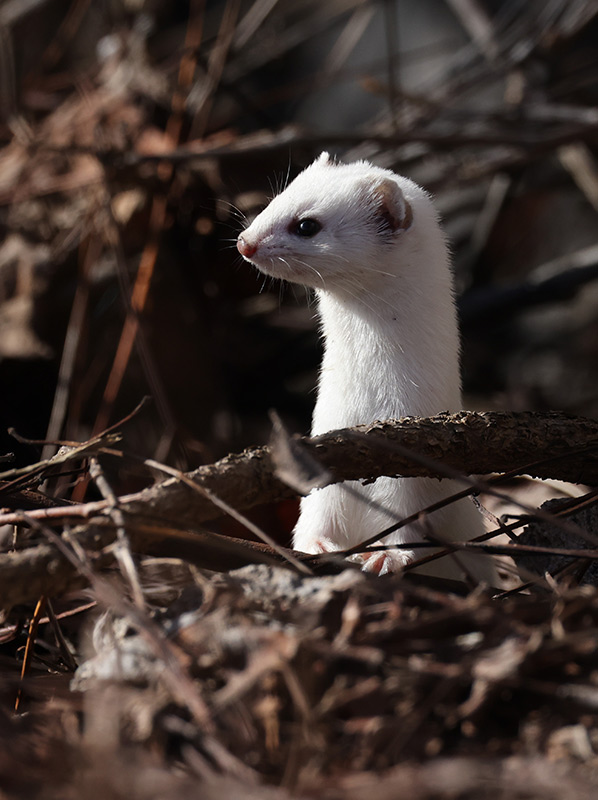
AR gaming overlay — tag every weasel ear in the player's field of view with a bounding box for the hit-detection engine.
[317,151,332,165]
[371,178,413,232]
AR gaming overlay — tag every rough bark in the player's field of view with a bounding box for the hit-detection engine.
[119,411,598,526]
[0,411,596,532]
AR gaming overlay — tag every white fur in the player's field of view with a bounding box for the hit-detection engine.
[238,153,497,584]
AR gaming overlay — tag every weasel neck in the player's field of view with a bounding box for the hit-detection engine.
[311,282,463,435]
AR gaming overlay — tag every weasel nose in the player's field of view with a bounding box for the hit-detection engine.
[237,235,257,258]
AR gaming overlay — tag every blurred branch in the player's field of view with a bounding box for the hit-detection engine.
[444,0,500,63]
[0,0,50,26]
[90,113,598,168]
[460,243,598,326]
[559,142,598,213]
[41,233,97,462]
[190,0,240,139]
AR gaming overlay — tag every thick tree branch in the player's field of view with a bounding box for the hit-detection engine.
[103,410,598,526]
[0,411,596,532]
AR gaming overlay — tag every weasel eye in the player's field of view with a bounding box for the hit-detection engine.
[292,218,321,237]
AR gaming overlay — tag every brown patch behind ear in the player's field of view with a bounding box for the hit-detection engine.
[372,178,413,232]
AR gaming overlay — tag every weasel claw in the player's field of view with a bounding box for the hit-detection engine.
[361,553,395,576]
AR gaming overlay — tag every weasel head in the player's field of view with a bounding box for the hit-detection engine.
[237,153,430,292]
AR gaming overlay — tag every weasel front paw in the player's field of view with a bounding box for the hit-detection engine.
[359,550,414,576]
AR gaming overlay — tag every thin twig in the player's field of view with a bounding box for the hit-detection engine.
[88,457,145,609]
[143,456,313,576]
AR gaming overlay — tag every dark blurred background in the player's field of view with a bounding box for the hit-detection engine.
[0,0,596,513]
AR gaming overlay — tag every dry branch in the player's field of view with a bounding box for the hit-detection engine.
[96,410,598,527]
[0,411,596,532]
[0,519,294,609]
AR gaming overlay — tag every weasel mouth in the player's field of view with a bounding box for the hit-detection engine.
[246,252,324,288]
[259,263,292,281]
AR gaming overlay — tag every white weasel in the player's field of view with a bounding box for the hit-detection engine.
[237,153,497,584]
